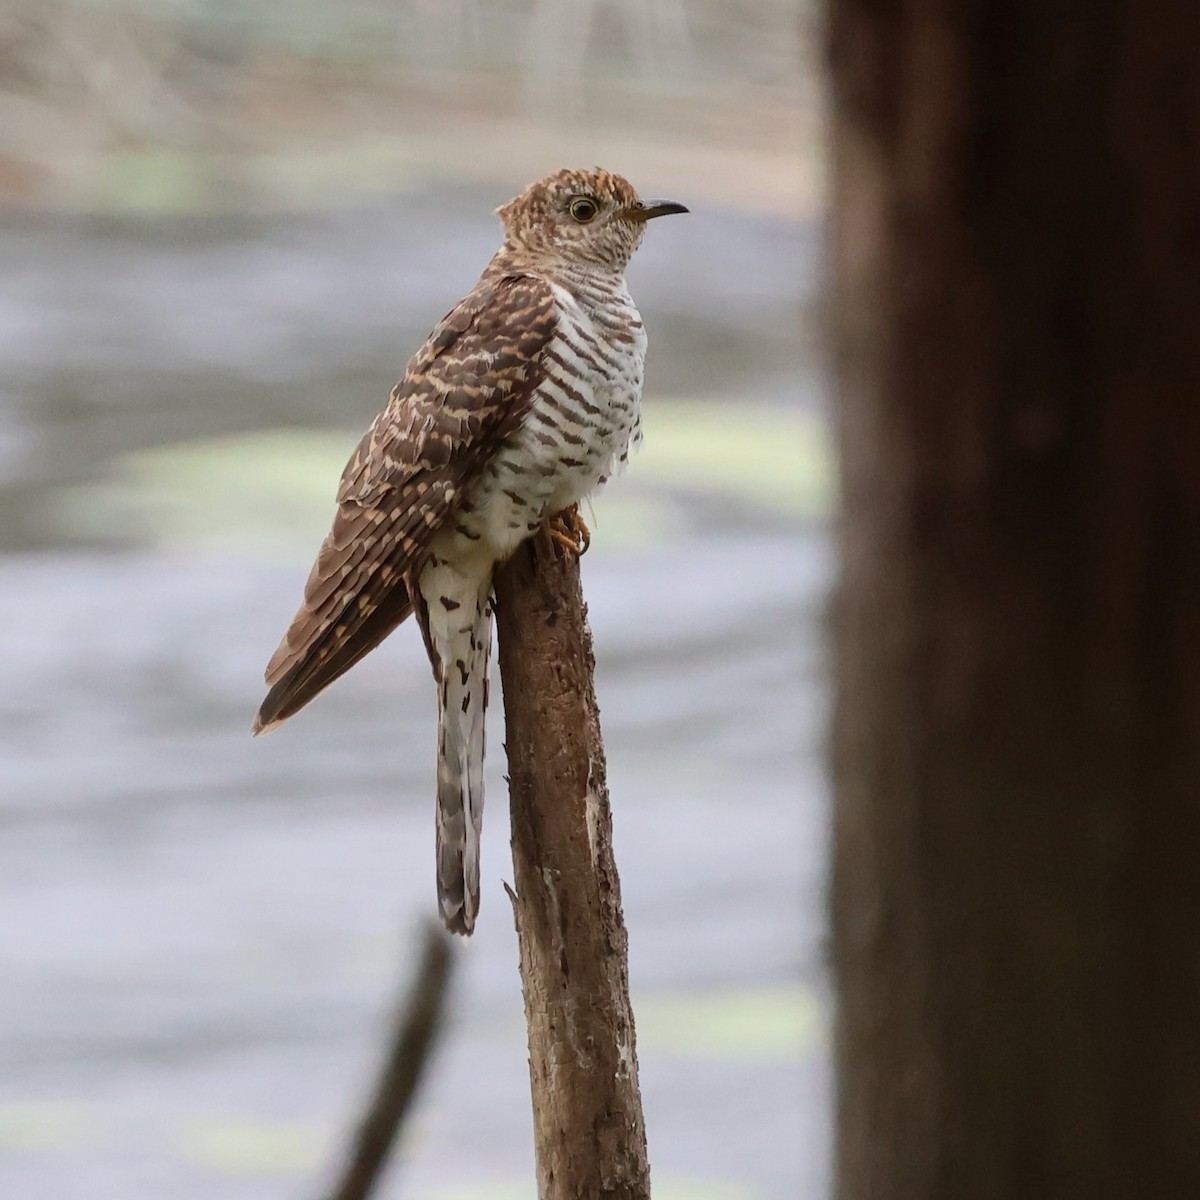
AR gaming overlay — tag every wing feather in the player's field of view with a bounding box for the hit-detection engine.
[254,271,556,733]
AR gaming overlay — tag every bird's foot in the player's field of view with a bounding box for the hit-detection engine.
[547,504,591,557]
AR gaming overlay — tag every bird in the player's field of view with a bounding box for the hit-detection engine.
[252,168,687,935]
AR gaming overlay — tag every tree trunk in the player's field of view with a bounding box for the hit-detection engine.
[493,532,650,1200]
[829,2,1200,1198]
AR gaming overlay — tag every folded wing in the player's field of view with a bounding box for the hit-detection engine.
[253,271,557,733]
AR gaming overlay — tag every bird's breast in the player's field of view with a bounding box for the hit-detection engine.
[457,283,647,561]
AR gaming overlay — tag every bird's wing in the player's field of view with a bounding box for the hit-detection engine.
[253,271,557,733]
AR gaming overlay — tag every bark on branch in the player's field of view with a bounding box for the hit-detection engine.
[493,531,650,1200]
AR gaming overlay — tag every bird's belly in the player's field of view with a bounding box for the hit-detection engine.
[463,370,642,561]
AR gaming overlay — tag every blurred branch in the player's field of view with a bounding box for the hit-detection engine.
[323,920,456,1200]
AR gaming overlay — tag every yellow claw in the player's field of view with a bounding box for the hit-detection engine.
[548,505,591,557]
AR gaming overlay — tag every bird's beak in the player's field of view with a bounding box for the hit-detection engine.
[626,199,689,223]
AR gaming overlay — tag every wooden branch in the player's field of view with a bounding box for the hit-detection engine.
[324,920,455,1200]
[493,531,650,1200]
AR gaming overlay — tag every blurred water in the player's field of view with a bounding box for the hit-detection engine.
[0,188,829,1199]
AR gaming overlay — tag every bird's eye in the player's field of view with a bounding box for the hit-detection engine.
[568,196,599,224]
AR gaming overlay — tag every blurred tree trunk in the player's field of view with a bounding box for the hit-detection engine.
[494,533,650,1200]
[829,2,1200,1198]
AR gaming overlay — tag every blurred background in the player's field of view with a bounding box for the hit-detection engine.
[0,2,827,1198]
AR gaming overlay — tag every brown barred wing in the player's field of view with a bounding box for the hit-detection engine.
[252,272,556,733]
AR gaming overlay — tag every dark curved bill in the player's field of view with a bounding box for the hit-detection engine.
[627,200,690,222]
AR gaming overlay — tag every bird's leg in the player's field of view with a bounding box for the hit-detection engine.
[547,504,591,557]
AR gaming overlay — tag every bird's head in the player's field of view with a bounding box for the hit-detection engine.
[496,167,687,273]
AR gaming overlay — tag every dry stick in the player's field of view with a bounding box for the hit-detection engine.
[493,532,651,1200]
[325,920,455,1200]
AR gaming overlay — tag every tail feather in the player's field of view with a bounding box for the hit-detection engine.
[429,582,493,935]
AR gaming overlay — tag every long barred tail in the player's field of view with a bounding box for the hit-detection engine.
[433,588,493,935]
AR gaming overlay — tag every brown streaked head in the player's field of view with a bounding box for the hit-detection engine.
[496,167,688,272]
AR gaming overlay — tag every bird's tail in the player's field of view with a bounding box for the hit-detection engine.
[433,586,493,935]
